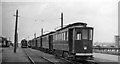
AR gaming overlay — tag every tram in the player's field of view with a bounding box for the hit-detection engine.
[29,22,94,60]
[21,39,27,48]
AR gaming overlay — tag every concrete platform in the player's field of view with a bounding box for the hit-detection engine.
[93,53,119,62]
[2,47,30,64]
[93,53,119,64]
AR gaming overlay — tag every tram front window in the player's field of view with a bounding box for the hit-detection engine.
[76,32,81,40]
[89,29,93,40]
[82,29,88,40]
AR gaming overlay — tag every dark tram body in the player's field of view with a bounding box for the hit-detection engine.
[29,22,93,60]
[0,37,10,47]
[21,39,27,48]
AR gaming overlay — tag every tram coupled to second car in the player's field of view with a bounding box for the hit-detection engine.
[28,22,94,60]
[21,39,28,48]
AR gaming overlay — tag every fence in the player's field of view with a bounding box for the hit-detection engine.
[93,47,120,55]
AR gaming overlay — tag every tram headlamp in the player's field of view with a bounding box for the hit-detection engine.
[84,46,87,50]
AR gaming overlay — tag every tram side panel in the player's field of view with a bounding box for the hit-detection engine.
[37,37,41,48]
[52,30,69,56]
[42,35,49,52]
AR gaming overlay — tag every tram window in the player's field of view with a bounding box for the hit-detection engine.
[65,31,67,40]
[62,33,64,40]
[64,32,65,40]
[56,35,57,40]
[82,29,88,39]
[76,32,81,40]
[66,31,68,41]
[53,35,55,41]
[89,30,93,40]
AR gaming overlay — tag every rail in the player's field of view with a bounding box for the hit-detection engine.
[23,48,55,64]
[23,49,35,64]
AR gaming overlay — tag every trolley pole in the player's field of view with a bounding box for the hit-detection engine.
[41,28,43,36]
[61,12,63,28]
[14,10,19,53]
[34,33,36,38]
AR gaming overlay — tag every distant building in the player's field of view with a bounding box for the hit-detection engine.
[0,37,8,47]
[118,2,120,48]
[93,42,115,47]
[115,35,120,48]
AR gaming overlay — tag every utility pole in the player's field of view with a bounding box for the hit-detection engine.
[61,12,63,28]
[41,28,43,36]
[34,33,36,38]
[14,10,19,53]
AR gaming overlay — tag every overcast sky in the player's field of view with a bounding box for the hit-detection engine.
[1,0,119,43]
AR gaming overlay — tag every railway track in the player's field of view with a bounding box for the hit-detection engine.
[35,48,98,64]
[57,56,98,64]
[23,48,55,64]
[24,49,35,64]
[24,48,98,64]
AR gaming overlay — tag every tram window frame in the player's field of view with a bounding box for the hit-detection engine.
[63,32,65,40]
[89,29,93,40]
[65,31,68,41]
[53,35,55,41]
[56,34,57,40]
[76,32,81,40]
[82,29,88,40]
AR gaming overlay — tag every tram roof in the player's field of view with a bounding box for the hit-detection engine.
[56,22,87,31]
[39,22,87,37]
[41,31,55,37]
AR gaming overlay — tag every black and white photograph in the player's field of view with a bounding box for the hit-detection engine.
[0,0,119,64]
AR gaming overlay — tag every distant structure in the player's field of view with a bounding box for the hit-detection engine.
[93,42,115,47]
[118,1,120,36]
[115,35,120,48]
[0,37,12,47]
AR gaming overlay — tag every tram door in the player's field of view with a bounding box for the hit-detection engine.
[49,35,53,51]
[68,28,74,53]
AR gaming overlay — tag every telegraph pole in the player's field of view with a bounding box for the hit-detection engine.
[41,28,43,36]
[34,33,36,38]
[61,12,63,28]
[14,10,19,53]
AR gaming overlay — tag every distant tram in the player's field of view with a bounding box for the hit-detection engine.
[28,22,94,60]
[21,39,27,48]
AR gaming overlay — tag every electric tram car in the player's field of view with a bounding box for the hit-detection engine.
[21,39,28,48]
[29,22,93,60]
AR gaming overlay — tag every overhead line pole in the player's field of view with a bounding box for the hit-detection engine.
[14,10,19,53]
[61,12,63,28]
[41,28,43,36]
